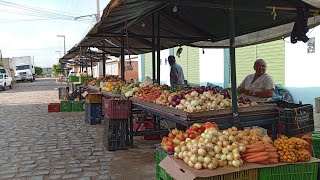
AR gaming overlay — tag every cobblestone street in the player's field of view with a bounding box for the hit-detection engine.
[0,78,156,180]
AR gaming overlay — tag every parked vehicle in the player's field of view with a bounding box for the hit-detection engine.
[12,56,35,82]
[0,68,13,90]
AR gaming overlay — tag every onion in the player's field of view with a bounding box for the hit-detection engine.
[191,100,200,106]
[186,96,193,102]
[220,154,227,161]
[185,138,192,143]
[205,143,214,151]
[198,148,206,156]
[191,146,198,154]
[232,142,239,148]
[218,160,224,167]
[190,91,198,97]
[188,160,194,168]
[197,156,204,163]
[190,154,198,164]
[201,133,207,139]
[203,156,211,164]
[218,136,225,142]
[202,163,208,169]
[211,136,217,143]
[180,146,187,152]
[228,135,236,142]
[174,152,179,158]
[213,145,221,154]
[182,151,188,158]
[187,151,193,157]
[197,142,205,149]
[239,145,246,152]
[194,162,202,170]
[184,156,190,164]
[178,152,184,159]
[174,146,181,153]
[216,141,222,147]
[222,140,229,147]
[222,148,229,155]
[196,105,202,111]
[228,160,233,166]
[211,158,219,168]
[232,148,240,154]
[208,151,216,157]
[191,139,198,144]
[180,99,186,105]
[233,153,241,160]
[226,145,233,151]
[215,153,221,159]
[232,160,241,167]
[226,153,233,161]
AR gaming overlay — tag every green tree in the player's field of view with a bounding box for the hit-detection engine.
[35,66,43,76]
[52,63,62,77]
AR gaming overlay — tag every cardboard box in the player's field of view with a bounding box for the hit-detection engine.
[159,155,320,180]
[85,92,102,103]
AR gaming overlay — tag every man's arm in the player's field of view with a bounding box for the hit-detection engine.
[171,74,179,84]
[247,89,274,98]
[237,76,249,94]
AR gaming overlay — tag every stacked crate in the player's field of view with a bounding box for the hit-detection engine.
[102,97,131,151]
[84,92,103,125]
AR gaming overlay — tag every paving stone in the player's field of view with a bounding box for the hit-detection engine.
[0,173,16,178]
[83,172,98,177]
[79,163,91,168]
[49,175,62,179]
[62,173,80,179]
[68,168,82,173]
[28,176,44,180]
[77,177,91,180]
[17,172,33,177]
[33,170,50,175]
[20,160,35,165]
[52,169,66,174]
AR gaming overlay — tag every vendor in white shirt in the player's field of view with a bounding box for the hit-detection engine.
[237,59,275,102]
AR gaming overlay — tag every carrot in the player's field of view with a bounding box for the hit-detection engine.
[245,152,269,160]
[268,158,279,164]
[246,155,269,163]
[245,146,266,153]
[246,142,264,149]
[268,152,279,159]
[257,160,269,165]
[266,148,277,152]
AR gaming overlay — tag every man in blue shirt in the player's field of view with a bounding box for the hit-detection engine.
[168,55,185,87]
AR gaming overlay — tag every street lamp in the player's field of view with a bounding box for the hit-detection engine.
[57,35,66,56]
[55,50,61,58]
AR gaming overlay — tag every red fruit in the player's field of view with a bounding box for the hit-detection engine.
[166,140,174,146]
[189,126,198,132]
[176,134,186,141]
[189,133,195,139]
[168,133,174,139]
[186,129,193,135]
[198,129,203,134]
[200,127,205,133]
[167,145,174,152]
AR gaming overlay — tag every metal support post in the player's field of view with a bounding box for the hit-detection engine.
[121,31,125,81]
[229,0,239,124]
[102,53,106,77]
[157,12,161,85]
[152,13,156,82]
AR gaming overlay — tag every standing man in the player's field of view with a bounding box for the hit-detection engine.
[168,55,185,87]
[237,59,275,102]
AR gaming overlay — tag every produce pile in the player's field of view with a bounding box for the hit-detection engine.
[101,81,125,93]
[160,123,312,171]
[84,76,119,86]
[274,136,311,162]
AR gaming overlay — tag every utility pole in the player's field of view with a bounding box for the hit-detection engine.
[96,0,100,22]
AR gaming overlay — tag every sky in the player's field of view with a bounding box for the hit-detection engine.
[0,0,110,68]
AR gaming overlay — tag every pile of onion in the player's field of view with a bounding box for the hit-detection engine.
[174,128,246,170]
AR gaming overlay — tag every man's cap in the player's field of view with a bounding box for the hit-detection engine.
[168,55,176,62]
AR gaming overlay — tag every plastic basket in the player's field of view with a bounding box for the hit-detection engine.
[60,101,72,112]
[312,131,320,158]
[134,121,160,140]
[69,76,79,83]
[85,103,102,125]
[102,98,131,120]
[277,102,314,137]
[103,119,129,151]
[72,101,84,111]
[48,103,60,112]
[258,163,318,180]
[155,149,258,180]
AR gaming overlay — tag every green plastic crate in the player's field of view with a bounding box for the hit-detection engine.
[258,163,318,180]
[312,131,320,158]
[72,101,84,111]
[156,148,173,180]
[69,76,79,83]
[60,101,72,112]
